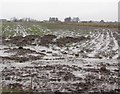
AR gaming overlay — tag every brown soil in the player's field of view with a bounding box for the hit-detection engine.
[3,34,90,47]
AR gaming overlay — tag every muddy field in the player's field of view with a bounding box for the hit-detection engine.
[0,22,120,94]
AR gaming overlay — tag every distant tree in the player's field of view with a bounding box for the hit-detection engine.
[49,17,59,23]
[100,20,105,23]
[11,17,18,22]
[89,20,93,23]
[64,17,71,22]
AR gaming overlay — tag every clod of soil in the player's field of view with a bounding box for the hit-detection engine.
[56,36,90,47]
[40,34,57,46]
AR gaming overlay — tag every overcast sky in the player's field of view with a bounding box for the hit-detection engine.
[0,0,119,21]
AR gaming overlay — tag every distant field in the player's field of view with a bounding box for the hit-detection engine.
[40,22,118,29]
[1,21,118,38]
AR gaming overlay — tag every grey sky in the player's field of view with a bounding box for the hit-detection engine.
[0,0,119,21]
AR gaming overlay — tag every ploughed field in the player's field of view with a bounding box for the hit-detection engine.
[0,22,120,93]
